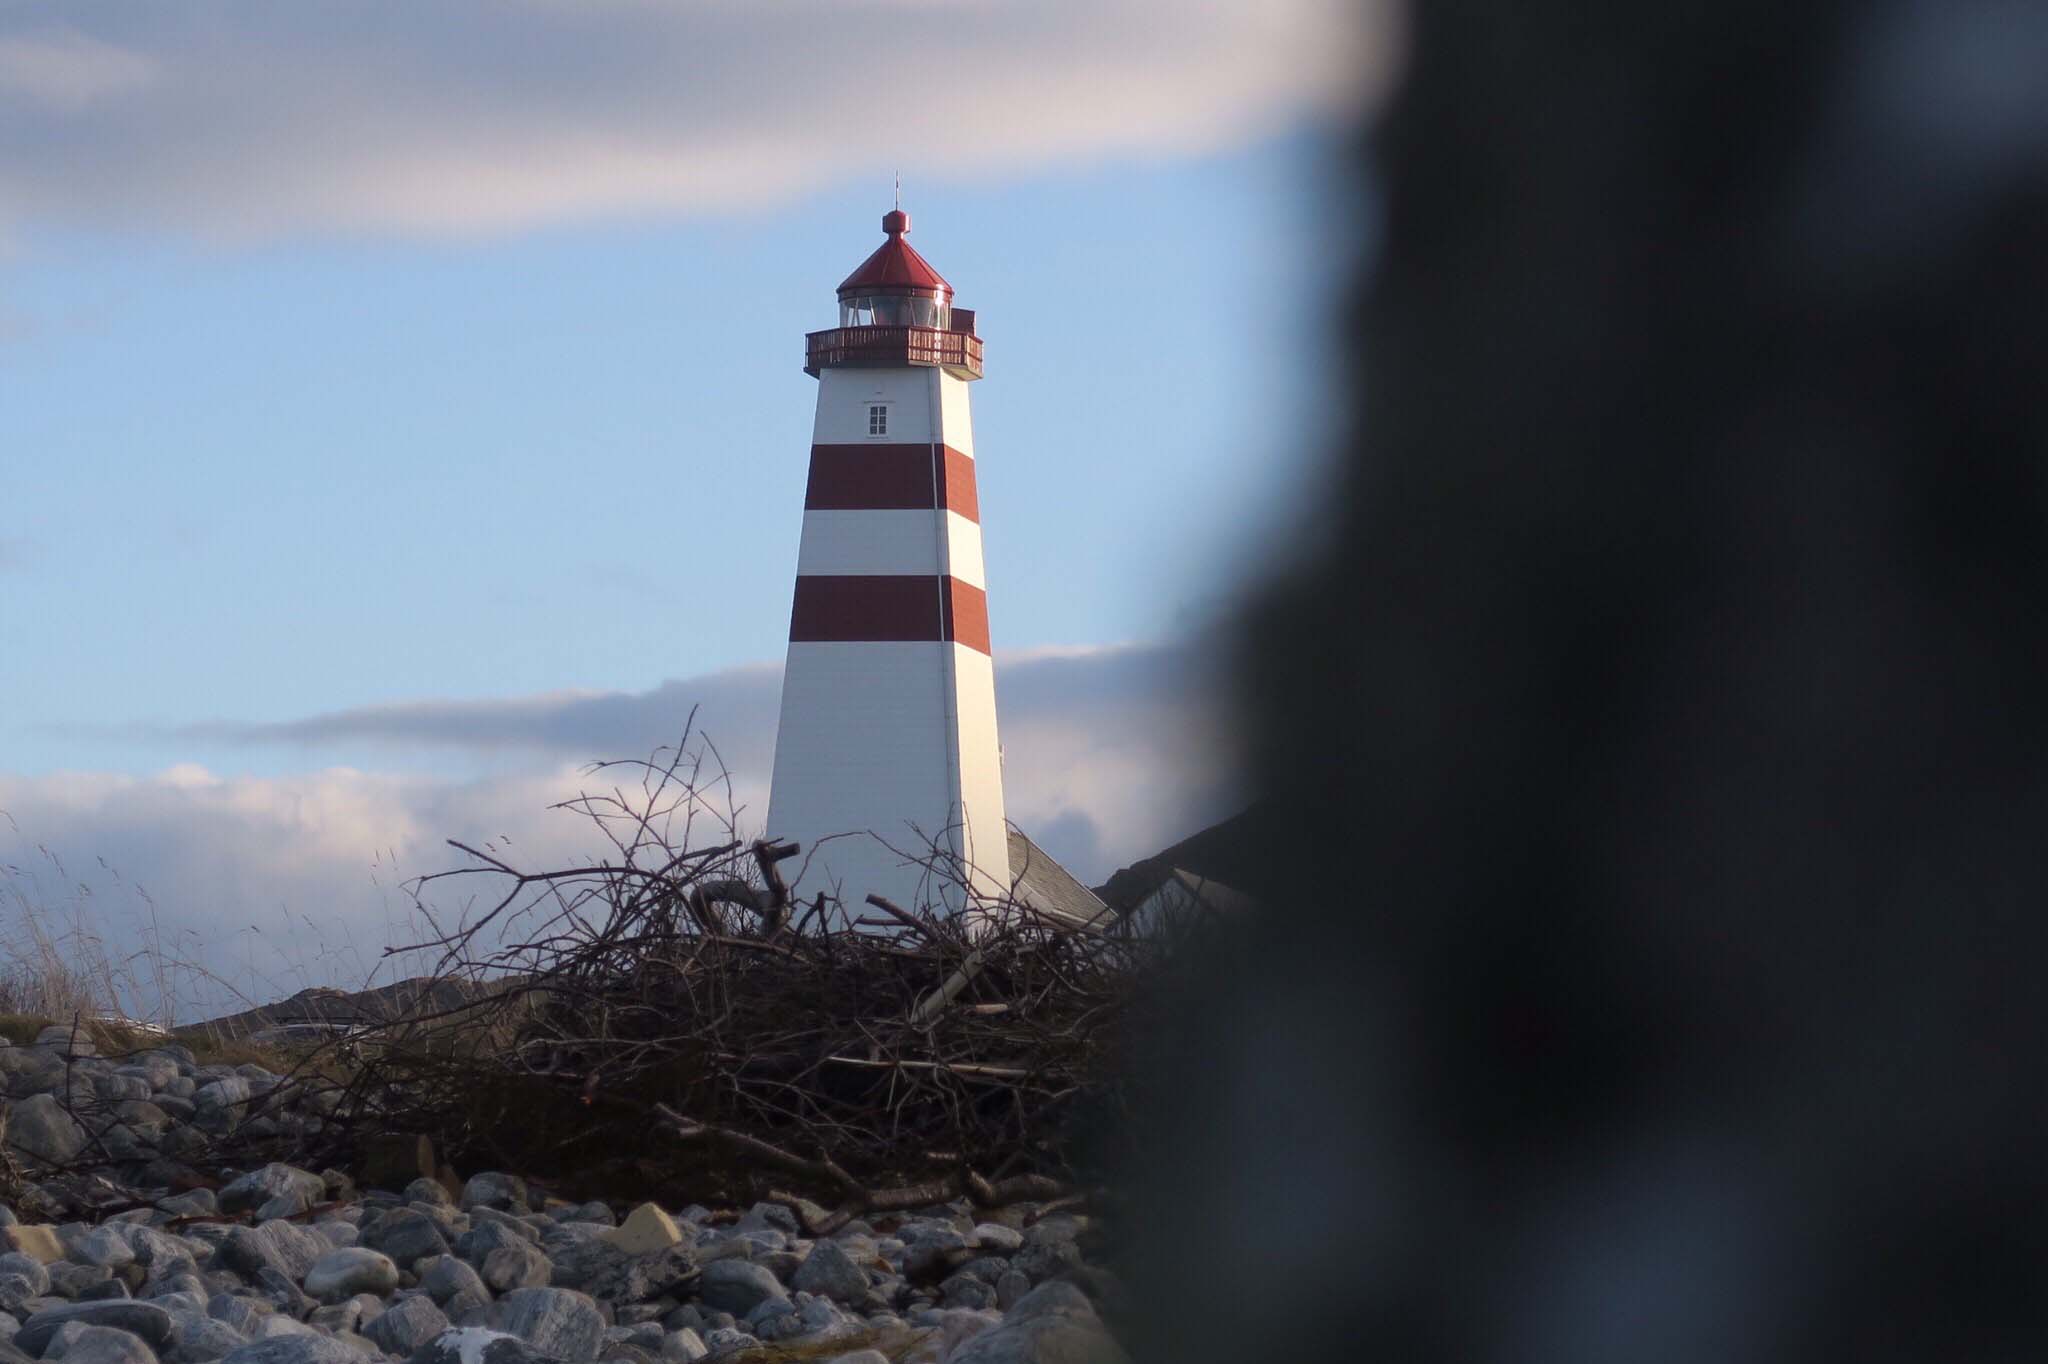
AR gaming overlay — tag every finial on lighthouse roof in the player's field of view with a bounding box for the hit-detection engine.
[883,207,909,237]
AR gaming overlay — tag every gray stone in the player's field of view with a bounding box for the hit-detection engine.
[399,1181,452,1209]
[48,1262,115,1298]
[418,1257,489,1307]
[823,1353,889,1364]
[696,1329,755,1358]
[190,1081,249,1114]
[941,1274,996,1311]
[217,1169,323,1220]
[994,1270,1030,1311]
[249,1269,312,1322]
[459,1176,529,1215]
[67,1229,138,1272]
[32,1027,94,1058]
[306,1225,354,1253]
[15,1301,174,1354]
[203,1297,268,1335]
[789,1242,866,1307]
[359,1212,450,1267]
[484,1289,603,1364]
[362,1296,449,1356]
[730,1206,795,1238]
[970,1225,1022,1255]
[553,1206,611,1229]
[468,1210,539,1244]
[44,1324,158,1364]
[656,1331,705,1364]
[302,1249,398,1304]
[215,1336,361,1364]
[164,1317,246,1364]
[216,1225,325,1284]
[539,1240,623,1296]
[579,1248,695,1307]
[455,1223,528,1272]
[694,1262,782,1318]
[7,1097,87,1166]
[600,1326,660,1353]
[480,1245,551,1295]
[0,1254,49,1295]
[945,1282,1127,1364]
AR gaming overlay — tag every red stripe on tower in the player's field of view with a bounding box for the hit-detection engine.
[787,575,991,654]
[804,444,978,520]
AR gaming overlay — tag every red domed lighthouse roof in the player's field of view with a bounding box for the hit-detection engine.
[837,209,954,298]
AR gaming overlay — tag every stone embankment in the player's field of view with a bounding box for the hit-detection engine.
[0,1028,1127,1364]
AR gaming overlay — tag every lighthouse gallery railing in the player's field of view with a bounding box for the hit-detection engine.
[804,325,984,380]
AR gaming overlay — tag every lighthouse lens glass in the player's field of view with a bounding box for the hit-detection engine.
[840,295,949,331]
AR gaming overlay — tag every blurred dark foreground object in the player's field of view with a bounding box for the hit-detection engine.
[1123,1,2048,1360]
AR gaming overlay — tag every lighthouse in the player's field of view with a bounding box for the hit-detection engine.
[765,208,1012,914]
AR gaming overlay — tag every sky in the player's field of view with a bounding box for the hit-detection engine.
[0,0,1395,1019]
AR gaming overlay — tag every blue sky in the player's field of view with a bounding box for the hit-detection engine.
[0,0,1390,1016]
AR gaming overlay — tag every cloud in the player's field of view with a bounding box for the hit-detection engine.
[7,643,1239,1018]
[174,643,1240,873]
[0,1,1391,238]
[0,27,157,112]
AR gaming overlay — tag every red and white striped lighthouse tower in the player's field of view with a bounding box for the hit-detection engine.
[765,208,1010,913]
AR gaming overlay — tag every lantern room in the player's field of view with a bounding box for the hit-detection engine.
[806,208,982,381]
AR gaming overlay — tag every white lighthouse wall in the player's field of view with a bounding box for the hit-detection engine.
[795,509,985,589]
[938,373,976,456]
[814,369,944,443]
[770,640,985,911]
[946,641,1010,897]
[769,360,1008,914]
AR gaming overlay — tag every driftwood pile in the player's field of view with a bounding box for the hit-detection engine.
[289,738,1150,1230]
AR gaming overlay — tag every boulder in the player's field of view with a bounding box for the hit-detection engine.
[15,1301,176,1355]
[419,1257,490,1307]
[599,1209,677,1259]
[480,1245,551,1295]
[484,1289,604,1364]
[7,1096,86,1165]
[301,1249,398,1304]
[43,1324,159,1364]
[218,1168,324,1219]
[362,1296,449,1356]
[459,1175,529,1215]
[694,1261,784,1318]
[791,1242,868,1307]
[359,1211,451,1266]
[945,1282,1128,1364]
[217,1224,326,1284]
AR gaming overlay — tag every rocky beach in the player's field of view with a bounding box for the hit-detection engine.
[0,1026,1128,1364]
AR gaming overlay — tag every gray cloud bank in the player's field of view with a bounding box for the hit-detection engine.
[0,1,1387,238]
[4,643,1238,1018]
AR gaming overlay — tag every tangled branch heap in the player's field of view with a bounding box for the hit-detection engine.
[309,733,1151,1227]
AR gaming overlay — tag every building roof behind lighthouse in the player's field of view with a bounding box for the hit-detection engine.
[838,208,954,297]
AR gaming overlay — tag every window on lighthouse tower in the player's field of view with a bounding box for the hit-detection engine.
[868,404,889,437]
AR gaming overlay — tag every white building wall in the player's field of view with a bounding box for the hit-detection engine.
[814,369,943,444]
[767,356,1010,914]
[795,509,985,589]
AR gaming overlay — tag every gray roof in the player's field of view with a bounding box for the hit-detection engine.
[1007,829,1112,931]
